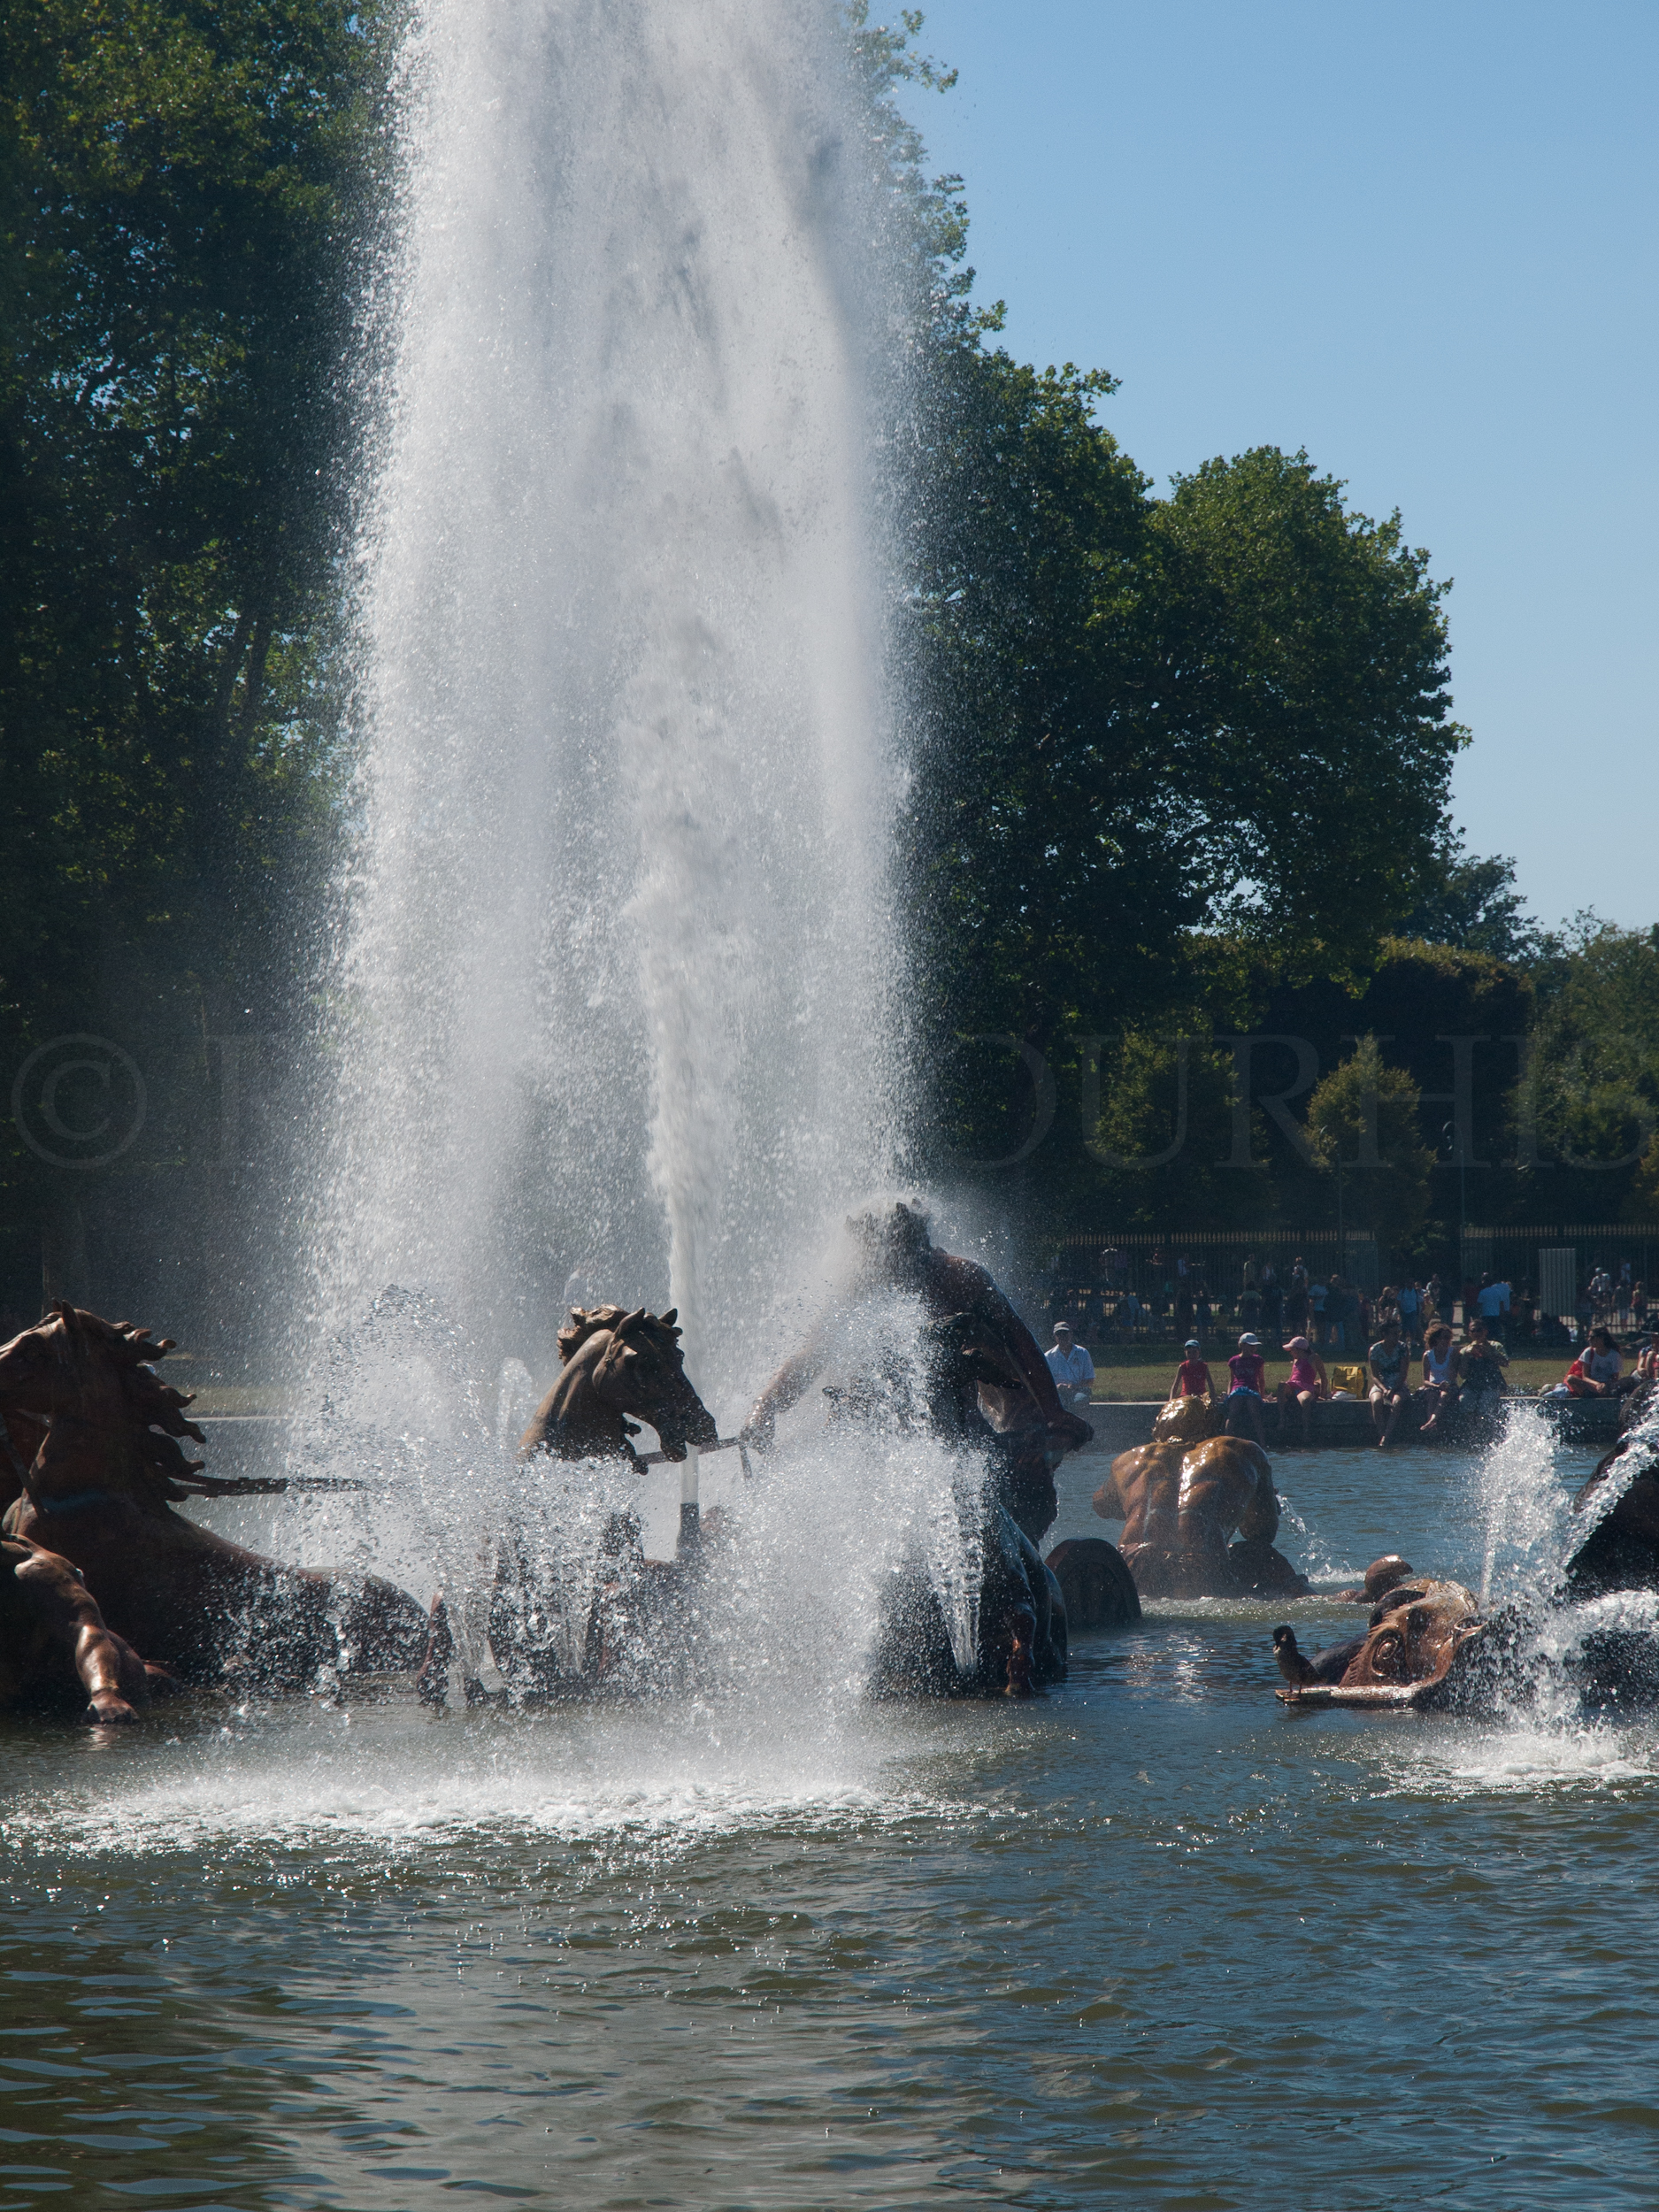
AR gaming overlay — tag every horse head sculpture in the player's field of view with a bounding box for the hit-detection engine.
[518,1305,718,1464]
[0,1304,206,1518]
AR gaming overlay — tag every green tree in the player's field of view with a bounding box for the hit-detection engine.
[1401,833,1539,963]
[1304,1034,1435,1254]
[0,0,393,1283]
[1149,448,1467,982]
[0,0,391,1004]
[902,334,1469,1193]
[1082,1024,1275,1232]
[1521,918,1659,1216]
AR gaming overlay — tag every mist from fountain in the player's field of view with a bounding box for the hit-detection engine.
[269,0,1001,1704]
[301,0,907,1396]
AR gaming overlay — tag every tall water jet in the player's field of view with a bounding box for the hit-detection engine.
[303,0,907,1398]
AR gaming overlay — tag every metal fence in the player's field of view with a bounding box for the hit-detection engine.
[1048,1232,1382,1349]
[1048,1226,1659,1348]
[1459,1226,1659,1336]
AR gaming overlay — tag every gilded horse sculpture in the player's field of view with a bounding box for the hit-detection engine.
[0,1304,428,1694]
[420,1304,719,1702]
[518,1305,719,1466]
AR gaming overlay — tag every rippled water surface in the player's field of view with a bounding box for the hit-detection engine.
[5,1432,1655,2210]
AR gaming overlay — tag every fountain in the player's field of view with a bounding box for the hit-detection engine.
[263,0,1041,1694]
[302,0,906,1389]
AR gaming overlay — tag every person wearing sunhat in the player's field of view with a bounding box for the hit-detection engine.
[1044,1320,1096,1415]
[1275,1333,1329,1448]
[1168,1338,1215,1403]
[1224,1332,1269,1445]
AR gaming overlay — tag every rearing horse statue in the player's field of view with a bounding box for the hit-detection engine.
[518,1305,719,1465]
[420,1303,719,1702]
[0,1304,429,1692]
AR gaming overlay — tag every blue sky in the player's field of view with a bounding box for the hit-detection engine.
[896,0,1656,932]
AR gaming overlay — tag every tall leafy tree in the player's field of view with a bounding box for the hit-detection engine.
[1304,1034,1435,1253]
[0,0,391,1046]
[1400,833,1539,964]
[1520,918,1659,1216]
[1,0,394,1292]
[902,333,1469,1187]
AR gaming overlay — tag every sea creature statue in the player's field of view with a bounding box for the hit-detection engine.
[0,1304,427,1694]
[423,1303,719,1702]
[0,1532,177,1723]
[1093,1435,1308,1599]
[1271,1576,1486,1710]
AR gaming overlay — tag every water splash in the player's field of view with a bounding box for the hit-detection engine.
[302,0,906,1398]
[1269,1491,1344,1585]
[1475,1401,1571,1607]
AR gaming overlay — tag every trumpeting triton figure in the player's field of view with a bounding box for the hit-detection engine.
[1094,1434,1309,1600]
[741,1200,1093,1548]
[737,1202,1109,1695]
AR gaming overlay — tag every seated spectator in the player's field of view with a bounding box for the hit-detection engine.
[1044,1322,1096,1415]
[1460,1317,1509,1403]
[1636,1333,1659,1384]
[1169,1339,1215,1402]
[1225,1333,1269,1447]
[1276,1333,1329,1448]
[1565,1326,1622,1398]
[1420,1325,1462,1435]
[1368,1317,1412,1449]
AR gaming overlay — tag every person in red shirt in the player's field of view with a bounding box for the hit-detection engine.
[1225,1333,1269,1445]
[1168,1339,1214,1402]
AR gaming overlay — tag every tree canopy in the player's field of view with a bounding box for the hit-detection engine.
[3,0,1651,1321]
[0,0,388,1052]
[903,346,1468,1071]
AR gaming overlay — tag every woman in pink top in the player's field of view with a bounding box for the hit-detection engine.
[1275,1334,1328,1448]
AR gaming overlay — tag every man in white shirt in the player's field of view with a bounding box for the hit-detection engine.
[1045,1322,1095,1414]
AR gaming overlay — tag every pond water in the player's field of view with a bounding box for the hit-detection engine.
[4,1428,1655,2211]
